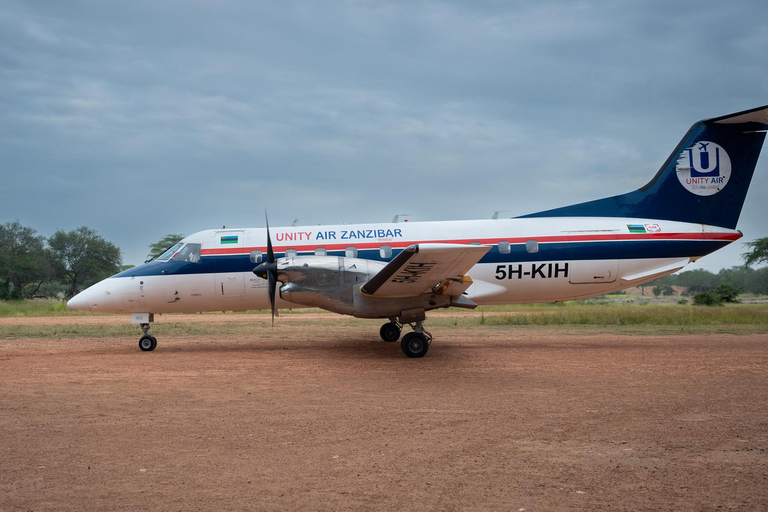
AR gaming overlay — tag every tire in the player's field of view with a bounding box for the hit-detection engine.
[139,334,157,352]
[379,322,401,342]
[401,332,429,358]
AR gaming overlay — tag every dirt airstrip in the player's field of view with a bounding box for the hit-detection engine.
[1,313,767,511]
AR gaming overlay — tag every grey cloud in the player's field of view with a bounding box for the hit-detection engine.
[1,0,766,271]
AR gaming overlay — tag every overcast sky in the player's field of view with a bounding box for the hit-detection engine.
[1,0,766,271]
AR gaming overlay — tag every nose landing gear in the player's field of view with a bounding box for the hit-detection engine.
[138,323,157,351]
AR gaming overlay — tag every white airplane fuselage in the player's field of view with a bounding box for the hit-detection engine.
[69,216,738,315]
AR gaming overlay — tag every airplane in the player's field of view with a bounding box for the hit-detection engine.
[67,105,768,357]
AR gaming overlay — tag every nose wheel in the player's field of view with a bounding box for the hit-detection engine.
[139,334,157,351]
[138,323,157,351]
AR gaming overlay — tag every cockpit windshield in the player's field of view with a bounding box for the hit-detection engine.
[173,243,201,263]
[155,242,183,262]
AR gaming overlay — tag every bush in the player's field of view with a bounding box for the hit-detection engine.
[714,283,741,303]
[693,292,722,306]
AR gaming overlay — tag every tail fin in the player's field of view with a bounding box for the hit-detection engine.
[520,105,768,229]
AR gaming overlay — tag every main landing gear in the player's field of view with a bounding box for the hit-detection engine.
[138,323,157,352]
[379,319,401,342]
[379,319,432,358]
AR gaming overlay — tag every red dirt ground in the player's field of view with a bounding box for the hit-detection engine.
[1,314,767,511]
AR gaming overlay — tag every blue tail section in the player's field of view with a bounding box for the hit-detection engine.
[520,105,768,229]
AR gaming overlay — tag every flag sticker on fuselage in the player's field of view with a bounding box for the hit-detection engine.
[220,235,239,244]
[627,224,646,233]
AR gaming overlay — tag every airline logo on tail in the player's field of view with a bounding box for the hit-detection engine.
[675,141,731,196]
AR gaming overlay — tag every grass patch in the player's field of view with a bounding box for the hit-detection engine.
[473,303,768,326]
[0,300,332,318]
[0,299,91,317]
[2,301,768,339]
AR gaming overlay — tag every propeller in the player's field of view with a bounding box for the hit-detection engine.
[252,211,278,326]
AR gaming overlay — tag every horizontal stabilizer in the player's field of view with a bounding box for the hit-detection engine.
[620,259,689,286]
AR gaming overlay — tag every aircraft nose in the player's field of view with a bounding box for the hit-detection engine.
[67,291,92,312]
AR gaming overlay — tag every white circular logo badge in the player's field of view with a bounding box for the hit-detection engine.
[675,141,731,196]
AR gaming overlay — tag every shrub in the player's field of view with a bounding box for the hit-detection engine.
[693,292,722,306]
[714,283,742,303]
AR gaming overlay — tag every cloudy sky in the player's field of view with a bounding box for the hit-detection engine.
[1,0,766,271]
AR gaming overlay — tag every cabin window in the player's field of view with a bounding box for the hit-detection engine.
[250,250,263,263]
[156,242,183,262]
[498,241,511,254]
[380,245,392,259]
[315,248,327,256]
[345,247,357,258]
[174,243,202,263]
[526,240,539,254]
[285,249,297,258]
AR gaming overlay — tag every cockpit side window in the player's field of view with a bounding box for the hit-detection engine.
[173,243,202,263]
[156,242,184,261]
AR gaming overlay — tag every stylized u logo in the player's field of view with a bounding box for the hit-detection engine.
[688,147,720,177]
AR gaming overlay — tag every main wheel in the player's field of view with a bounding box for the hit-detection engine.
[139,334,157,351]
[379,322,401,342]
[401,332,429,358]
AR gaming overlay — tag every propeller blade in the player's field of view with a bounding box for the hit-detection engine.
[268,272,276,327]
[262,209,277,326]
[265,210,275,264]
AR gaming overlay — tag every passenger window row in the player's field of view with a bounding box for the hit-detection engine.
[249,241,536,264]
[250,245,392,263]
[498,240,538,254]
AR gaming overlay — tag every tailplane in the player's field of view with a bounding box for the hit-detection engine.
[521,105,768,229]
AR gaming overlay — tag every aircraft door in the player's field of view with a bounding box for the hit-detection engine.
[567,232,619,284]
[122,279,144,311]
[214,231,246,297]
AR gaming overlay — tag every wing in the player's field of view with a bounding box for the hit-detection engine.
[361,243,490,298]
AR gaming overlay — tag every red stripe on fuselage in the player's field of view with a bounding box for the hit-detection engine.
[199,231,740,256]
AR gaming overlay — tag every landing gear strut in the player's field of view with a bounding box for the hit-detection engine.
[138,323,157,352]
[400,322,432,358]
[379,319,402,342]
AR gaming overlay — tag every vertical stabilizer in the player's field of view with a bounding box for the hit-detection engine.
[521,105,768,229]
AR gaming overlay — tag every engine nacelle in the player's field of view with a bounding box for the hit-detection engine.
[276,256,385,315]
[274,254,478,320]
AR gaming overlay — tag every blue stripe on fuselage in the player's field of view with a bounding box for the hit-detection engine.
[111,239,730,279]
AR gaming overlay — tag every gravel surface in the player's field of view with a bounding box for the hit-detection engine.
[1,315,767,511]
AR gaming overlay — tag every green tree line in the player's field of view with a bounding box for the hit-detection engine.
[629,240,768,297]
[0,221,123,300]
[649,266,768,296]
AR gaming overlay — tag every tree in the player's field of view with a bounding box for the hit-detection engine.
[693,292,721,306]
[672,269,720,295]
[0,221,54,300]
[48,227,122,299]
[743,237,768,267]
[146,234,184,262]
[714,283,741,303]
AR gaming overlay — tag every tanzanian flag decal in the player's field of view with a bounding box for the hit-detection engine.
[627,224,646,234]
[220,235,239,244]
